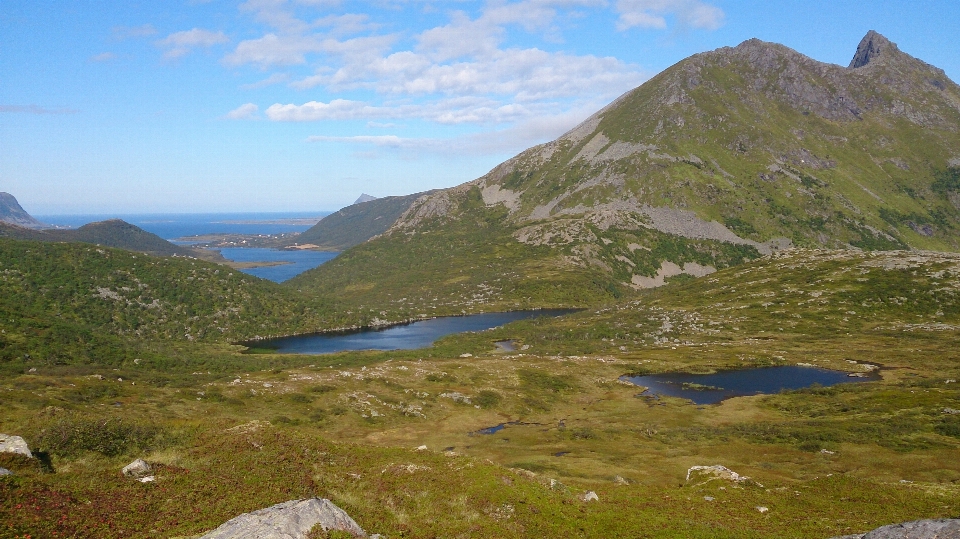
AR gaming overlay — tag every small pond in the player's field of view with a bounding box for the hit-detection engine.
[622,365,881,405]
[245,309,576,355]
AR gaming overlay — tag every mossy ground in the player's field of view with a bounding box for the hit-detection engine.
[2,249,959,538]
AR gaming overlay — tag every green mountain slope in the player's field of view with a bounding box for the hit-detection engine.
[0,219,192,257]
[289,32,960,315]
[0,239,346,366]
[447,248,960,358]
[284,191,432,251]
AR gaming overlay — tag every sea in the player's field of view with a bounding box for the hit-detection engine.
[35,212,336,283]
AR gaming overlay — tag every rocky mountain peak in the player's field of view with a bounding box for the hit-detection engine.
[0,192,47,229]
[849,30,897,69]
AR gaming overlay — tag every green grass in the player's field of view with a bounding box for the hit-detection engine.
[3,249,960,537]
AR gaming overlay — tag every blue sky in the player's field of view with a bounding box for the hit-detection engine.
[2,0,959,214]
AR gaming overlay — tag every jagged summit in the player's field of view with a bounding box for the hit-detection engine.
[0,192,47,229]
[849,30,897,68]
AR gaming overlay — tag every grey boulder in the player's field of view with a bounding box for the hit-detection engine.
[0,434,33,458]
[200,498,367,539]
[0,467,12,476]
[864,519,960,539]
[829,519,960,539]
[121,459,152,478]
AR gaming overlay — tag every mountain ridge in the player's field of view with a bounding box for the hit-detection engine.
[284,191,435,251]
[0,192,48,229]
[0,218,194,257]
[288,32,960,316]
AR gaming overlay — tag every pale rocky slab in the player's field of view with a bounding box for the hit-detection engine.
[828,518,960,539]
[199,498,367,539]
[0,434,33,458]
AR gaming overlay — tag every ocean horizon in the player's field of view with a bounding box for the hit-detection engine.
[34,212,334,241]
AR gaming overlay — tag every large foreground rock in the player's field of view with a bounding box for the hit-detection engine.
[200,498,367,539]
[829,518,960,539]
[0,434,32,458]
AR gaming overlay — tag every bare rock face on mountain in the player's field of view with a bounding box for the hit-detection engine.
[0,193,47,229]
[849,30,891,69]
[199,498,368,539]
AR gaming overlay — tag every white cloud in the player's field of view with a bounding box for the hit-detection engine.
[240,0,310,33]
[416,11,503,62]
[262,96,534,124]
[90,52,117,62]
[227,34,308,66]
[307,134,406,146]
[265,99,388,121]
[304,103,602,156]
[314,13,379,37]
[241,72,292,89]
[307,47,645,102]
[225,103,260,119]
[615,0,724,31]
[158,28,229,58]
[113,24,157,40]
[218,0,721,132]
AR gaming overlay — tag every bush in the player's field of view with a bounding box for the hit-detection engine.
[474,390,502,409]
[518,370,577,394]
[35,416,162,457]
[934,417,960,438]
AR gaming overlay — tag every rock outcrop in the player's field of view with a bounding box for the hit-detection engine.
[199,498,367,539]
[121,459,153,480]
[685,465,750,484]
[849,30,891,69]
[0,434,33,458]
[828,518,960,539]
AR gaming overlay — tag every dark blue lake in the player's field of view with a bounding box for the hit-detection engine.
[247,310,575,354]
[623,365,880,405]
[217,247,338,283]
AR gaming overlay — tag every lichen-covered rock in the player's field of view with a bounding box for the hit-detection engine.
[199,498,367,539]
[828,518,960,539]
[685,465,750,484]
[121,459,152,478]
[0,434,32,458]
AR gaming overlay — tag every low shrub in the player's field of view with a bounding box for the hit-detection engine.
[474,390,502,409]
[35,416,163,457]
